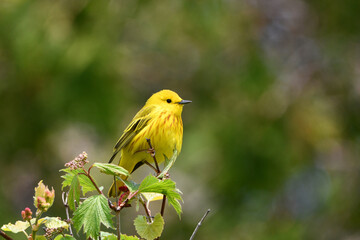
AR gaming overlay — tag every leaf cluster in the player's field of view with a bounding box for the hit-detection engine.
[1,150,182,240]
[59,153,182,240]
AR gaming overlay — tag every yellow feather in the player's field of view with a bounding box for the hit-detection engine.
[108,89,191,197]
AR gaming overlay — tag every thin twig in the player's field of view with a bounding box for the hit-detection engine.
[0,230,13,240]
[62,192,73,236]
[87,166,103,195]
[113,176,121,240]
[116,212,121,240]
[114,176,119,203]
[32,210,43,240]
[78,171,103,195]
[160,195,167,217]
[154,197,166,240]
[139,196,152,223]
[189,209,211,240]
[146,138,160,173]
[144,160,158,172]
[146,138,168,222]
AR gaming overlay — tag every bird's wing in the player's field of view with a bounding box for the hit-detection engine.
[108,105,155,163]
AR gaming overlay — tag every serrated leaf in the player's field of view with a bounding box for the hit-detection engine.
[93,163,129,177]
[122,179,140,192]
[61,168,79,189]
[157,149,178,179]
[166,194,182,218]
[138,175,158,191]
[54,235,76,240]
[72,194,114,239]
[42,217,69,229]
[61,168,97,195]
[68,174,80,211]
[138,176,179,194]
[134,213,164,240]
[138,175,182,218]
[100,232,140,240]
[1,220,30,233]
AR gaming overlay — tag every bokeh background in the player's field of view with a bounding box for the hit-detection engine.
[1,0,360,239]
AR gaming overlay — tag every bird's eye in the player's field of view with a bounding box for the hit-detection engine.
[166,99,172,103]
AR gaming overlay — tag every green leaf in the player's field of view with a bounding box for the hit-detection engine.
[54,235,76,240]
[68,174,81,211]
[1,220,30,233]
[138,175,158,191]
[100,232,117,240]
[157,149,178,179]
[7,218,67,236]
[35,236,47,240]
[61,168,81,189]
[42,217,69,229]
[134,213,164,240]
[34,180,46,208]
[72,194,114,239]
[138,175,182,218]
[30,218,46,226]
[93,163,129,177]
[100,232,140,240]
[122,234,141,240]
[122,179,140,193]
[61,168,97,195]
[166,193,182,218]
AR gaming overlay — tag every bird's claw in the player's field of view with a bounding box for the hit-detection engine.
[147,148,156,157]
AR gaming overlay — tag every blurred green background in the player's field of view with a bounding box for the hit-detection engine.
[1,0,360,239]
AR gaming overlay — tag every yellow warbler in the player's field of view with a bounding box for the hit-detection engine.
[108,89,191,197]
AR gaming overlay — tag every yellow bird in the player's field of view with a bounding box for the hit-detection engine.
[108,89,191,197]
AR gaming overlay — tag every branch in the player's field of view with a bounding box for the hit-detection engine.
[146,138,169,221]
[113,176,121,240]
[144,161,158,173]
[116,211,121,240]
[139,196,153,223]
[189,209,211,240]
[160,195,167,217]
[78,167,103,195]
[146,138,160,173]
[0,230,13,240]
[62,192,73,236]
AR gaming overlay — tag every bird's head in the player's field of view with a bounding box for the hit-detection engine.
[146,89,191,115]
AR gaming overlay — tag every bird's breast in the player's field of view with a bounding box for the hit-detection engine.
[127,112,183,164]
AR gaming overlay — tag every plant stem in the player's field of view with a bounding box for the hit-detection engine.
[139,196,152,223]
[78,171,103,195]
[113,176,122,240]
[87,166,103,195]
[144,160,158,172]
[116,211,121,240]
[146,138,160,173]
[114,176,119,203]
[62,192,73,236]
[160,195,167,217]
[0,230,13,240]
[32,210,43,240]
[189,209,211,240]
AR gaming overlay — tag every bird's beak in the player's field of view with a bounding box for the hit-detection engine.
[178,99,192,105]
